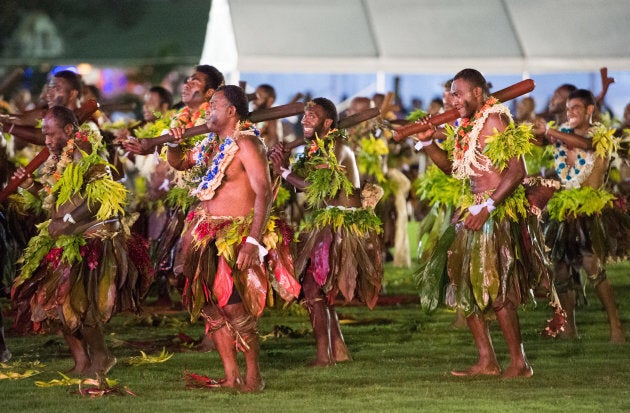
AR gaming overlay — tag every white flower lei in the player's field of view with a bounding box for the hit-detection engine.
[553,124,594,189]
[452,103,512,180]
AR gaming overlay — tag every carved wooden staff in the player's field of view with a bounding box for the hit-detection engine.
[137,101,305,152]
[0,99,99,202]
[393,79,535,141]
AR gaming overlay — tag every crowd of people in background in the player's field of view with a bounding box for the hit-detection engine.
[0,64,628,391]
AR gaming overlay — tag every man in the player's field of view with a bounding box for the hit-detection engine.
[545,84,577,125]
[251,83,283,148]
[11,106,146,378]
[416,68,544,378]
[166,85,298,392]
[270,97,383,366]
[534,89,626,343]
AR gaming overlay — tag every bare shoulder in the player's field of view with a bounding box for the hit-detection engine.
[482,112,509,134]
[237,134,266,154]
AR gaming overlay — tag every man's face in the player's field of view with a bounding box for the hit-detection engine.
[549,87,570,114]
[252,88,271,111]
[206,91,232,133]
[143,91,163,122]
[46,77,74,108]
[450,78,480,119]
[566,98,592,129]
[43,114,69,155]
[181,71,208,106]
[301,104,330,139]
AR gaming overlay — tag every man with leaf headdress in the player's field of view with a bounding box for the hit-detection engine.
[11,106,149,379]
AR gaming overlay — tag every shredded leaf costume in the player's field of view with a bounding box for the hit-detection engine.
[417,99,551,316]
[545,122,630,275]
[293,129,383,308]
[11,130,151,333]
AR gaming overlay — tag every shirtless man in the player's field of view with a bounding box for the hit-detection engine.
[416,68,541,378]
[270,97,383,366]
[166,85,274,392]
[252,84,283,148]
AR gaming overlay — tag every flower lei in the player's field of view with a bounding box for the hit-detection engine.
[552,122,619,189]
[170,103,210,149]
[186,121,260,201]
[451,97,512,180]
[172,102,210,129]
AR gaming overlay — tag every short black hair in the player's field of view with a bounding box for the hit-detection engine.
[218,85,249,120]
[257,84,276,100]
[149,86,173,108]
[47,105,79,131]
[310,97,338,129]
[195,65,224,91]
[557,84,577,94]
[453,68,489,96]
[568,89,596,107]
[54,70,83,99]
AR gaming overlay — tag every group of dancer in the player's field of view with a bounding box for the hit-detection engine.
[0,64,627,392]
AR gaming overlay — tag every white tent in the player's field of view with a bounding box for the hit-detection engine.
[201,0,630,78]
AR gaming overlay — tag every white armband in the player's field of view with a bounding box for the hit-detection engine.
[246,236,268,262]
[414,140,433,151]
[468,198,495,216]
[280,166,291,180]
[63,213,76,224]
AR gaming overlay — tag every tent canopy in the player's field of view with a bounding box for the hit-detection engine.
[201,0,630,75]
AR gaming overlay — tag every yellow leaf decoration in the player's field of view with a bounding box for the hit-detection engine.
[126,347,174,366]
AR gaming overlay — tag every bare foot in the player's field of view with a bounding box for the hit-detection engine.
[610,326,625,344]
[501,364,533,379]
[451,362,501,377]
[87,355,117,377]
[332,341,352,363]
[307,358,335,367]
[66,360,91,375]
[240,378,265,393]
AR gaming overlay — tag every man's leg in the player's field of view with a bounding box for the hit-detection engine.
[0,312,10,362]
[495,305,533,378]
[554,262,578,339]
[302,271,334,366]
[201,303,242,388]
[223,302,264,392]
[593,278,625,343]
[63,330,91,374]
[451,313,500,376]
[328,304,351,362]
[82,324,116,377]
[582,252,625,343]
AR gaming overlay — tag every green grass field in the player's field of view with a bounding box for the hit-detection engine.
[1,222,629,412]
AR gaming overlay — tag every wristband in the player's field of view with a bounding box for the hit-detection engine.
[468,198,495,216]
[414,140,433,151]
[166,142,179,148]
[246,236,268,262]
[63,213,76,224]
[280,167,291,179]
